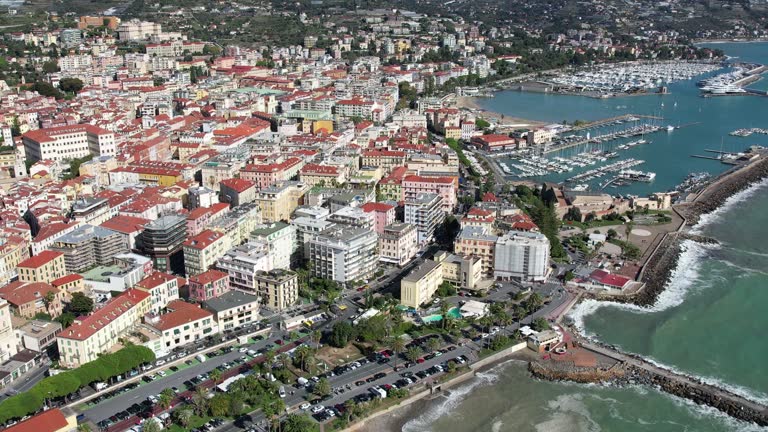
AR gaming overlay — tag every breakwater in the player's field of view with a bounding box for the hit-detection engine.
[529,340,768,427]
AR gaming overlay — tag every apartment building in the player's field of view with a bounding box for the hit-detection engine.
[404,193,444,245]
[57,289,151,367]
[188,269,230,302]
[253,269,299,311]
[299,164,347,187]
[0,281,66,318]
[144,300,216,353]
[240,157,304,189]
[22,124,115,162]
[0,300,16,362]
[402,175,457,212]
[203,290,260,331]
[135,214,187,274]
[254,181,308,223]
[71,197,114,226]
[360,202,395,234]
[291,217,336,260]
[183,229,231,277]
[0,235,30,286]
[307,227,378,284]
[494,231,550,281]
[400,260,442,308]
[219,178,257,207]
[16,250,66,284]
[361,149,406,173]
[15,319,61,352]
[217,242,272,294]
[49,224,127,273]
[135,271,180,314]
[249,222,297,270]
[117,19,162,40]
[453,226,498,276]
[379,223,418,267]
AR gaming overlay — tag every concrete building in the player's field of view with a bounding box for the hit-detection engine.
[100,215,150,250]
[189,186,219,209]
[217,242,272,294]
[404,193,444,245]
[117,19,162,40]
[254,181,309,223]
[80,253,152,295]
[71,197,114,226]
[0,300,17,362]
[219,178,257,207]
[307,227,378,284]
[143,300,217,354]
[453,226,498,276]
[135,214,187,274]
[299,164,347,187]
[434,251,483,291]
[400,260,442,308]
[203,290,260,331]
[16,250,66,284]
[189,269,230,302]
[183,229,231,276]
[494,231,550,281]
[22,124,116,162]
[249,222,297,270]
[379,223,418,266]
[135,271,180,314]
[328,206,375,231]
[360,202,395,234]
[291,217,335,260]
[402,175,457,212]
[56,289,151,367]
[49,225,127,273]
[3,408,76,432]
[15,320,61,352]
[253,269,299,311]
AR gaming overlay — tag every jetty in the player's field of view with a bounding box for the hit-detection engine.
[571,114,662,131]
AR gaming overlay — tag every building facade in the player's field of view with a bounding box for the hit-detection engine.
[494,231,550,281]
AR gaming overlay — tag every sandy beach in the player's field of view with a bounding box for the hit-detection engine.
[455,96,546,128]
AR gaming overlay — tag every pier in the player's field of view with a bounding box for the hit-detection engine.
[571,114,663,131]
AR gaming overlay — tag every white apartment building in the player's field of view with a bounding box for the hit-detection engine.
[217,242,273,294]
[144,300,217,355]
[0,299,17,363]
[117,19,162,40]
[291,217,336,260]
[307,227,378,284]
[404,192,444,245]
[203,291,260,331]
[22,124,116,162]
[391,110,427,128]
[135,271,180,314]
[379,223,418,266]
[494,231,551,281]
[249,222,297,270]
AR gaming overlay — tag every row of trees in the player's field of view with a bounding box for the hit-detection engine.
[0,345,155,424]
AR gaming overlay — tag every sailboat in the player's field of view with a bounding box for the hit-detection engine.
[667,125,675,132]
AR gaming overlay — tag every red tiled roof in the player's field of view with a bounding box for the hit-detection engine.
[187,207,212,221]
[51,274,84,287]
[17,250,63,269]
[590,269,631,288]
[403,175,454,185]
[148,300,212,331]
[189,269,228,285]
[219,178,256,193]
[136,271,176,290]
[475,134,514,143]
[59,289,150,340]
[100,215,150,234]
[4,408,70,432]
[482,192,498,202]
[184,229,225,249]
[301,163,340,176]
[0,281,58,306]
[361,202,395,213]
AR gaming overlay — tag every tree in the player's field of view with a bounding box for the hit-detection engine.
[142,419,162,432]
[159,388,174,409]
[68,292,94,315]
[209,393,231,417]
[475,118,490,129]
[294,345,313,372]
[532,317,550,332]
[389,336,405,370]
[606,229,618,240]
[526,292,543,313]
[191,387,209,416]
[42,60,58,74]
[283,413,317,432]
[328,321,355,348]
[426,337,440,353]
[55,312,75,328]
[42,290,57,315]
[210,368,222,384]
[59,77,84,93]
[405,346,422,363]
[439,300,450,330]
[172,408,193,427]
[313,377,331,398]
[625,221,635,243]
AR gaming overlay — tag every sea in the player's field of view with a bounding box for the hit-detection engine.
[402,42,768,432]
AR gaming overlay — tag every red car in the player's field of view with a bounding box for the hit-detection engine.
[275,339,283,345]
[416,358,425,364]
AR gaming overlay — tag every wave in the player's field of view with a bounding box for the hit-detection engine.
[568,240,715,335]
[400,360,511,432]
[662,387,768,432]
[535,393,602,432]
[691,177,768,234]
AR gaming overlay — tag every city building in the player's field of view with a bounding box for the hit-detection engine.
[307,227,378,284]
[0,281,65,318]
[135,214,187,274]
[494,231,550,281]
[80,253,152,295]
[22,124,116,162]
[219,178,257,207]
[254,181,309,223]
[0,235,30,287]
[16,250,66,284]
[453,226,498,276]
[49,225,128,273]
[379,223,418,266]
[3,408,76,432]
[189,269,230,302]
[144,300,216,352]
[400,260,442,308]
[253,269,299,311]
[360,202,395,234]
[117,19,162,40]
[434,251,483,291]
[15,320,61,352]
[56,289,151,367]
[71,197,114,226]
[135,271,181,314]
[0,299,17,362]
[402,175,457,212]
[249,222,297,270]
[217,242,272,293]
[299,164,347,187]
[100,215,150,250]
[404,193,444,245]
[203,290,260,331]
[183,229,231,276]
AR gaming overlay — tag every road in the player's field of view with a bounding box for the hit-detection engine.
[0,364,50,401]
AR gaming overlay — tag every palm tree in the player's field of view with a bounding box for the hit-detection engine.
[513,306,526,329]
[210,368,222,385]
[439,300,450,330]
[426,336,440,353]
[43,290,57,315]
[191,387,208,416]
[405,346,421,363]
[294,345,312,372]
[159,388,174,410]
[625,220,634,243]
[390,336,405,369]
[172,408,193,428]
[344,399,356,422]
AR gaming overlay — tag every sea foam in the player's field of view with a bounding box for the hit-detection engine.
[691,177,768,234]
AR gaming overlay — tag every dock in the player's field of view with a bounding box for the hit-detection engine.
[572,114,663,131]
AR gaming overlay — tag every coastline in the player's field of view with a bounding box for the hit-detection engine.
[454,95,546,127]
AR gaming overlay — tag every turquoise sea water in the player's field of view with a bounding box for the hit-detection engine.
[479,43,768,195]
[404,42,768,432]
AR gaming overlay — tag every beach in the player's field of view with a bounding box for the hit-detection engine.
[455,95,546,128]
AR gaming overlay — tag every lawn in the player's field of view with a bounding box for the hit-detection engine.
[314,344,364,367]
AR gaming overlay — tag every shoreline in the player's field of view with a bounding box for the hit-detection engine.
[454,95,546,128]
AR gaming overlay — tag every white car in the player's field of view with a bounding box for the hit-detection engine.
[239,347,248,353]
[325,409,336,417]
[311,405,325,414]
[299,402,311,410]
[155,359,166,366]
